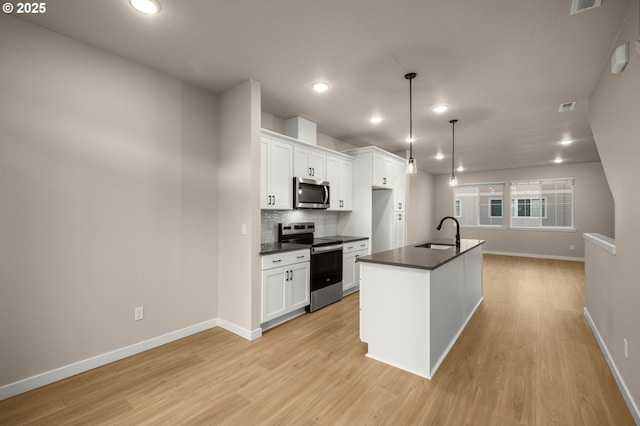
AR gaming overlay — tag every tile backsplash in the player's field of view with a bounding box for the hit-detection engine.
[261,210,343,243]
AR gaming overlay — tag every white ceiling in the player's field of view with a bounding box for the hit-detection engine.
[18,0,633,174]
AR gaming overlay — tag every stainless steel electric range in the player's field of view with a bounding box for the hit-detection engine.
[278,222,343,312]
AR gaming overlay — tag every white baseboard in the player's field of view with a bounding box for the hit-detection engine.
[484,250,584,262]
[584,307,640,424]
[0,319,218,401]
[218,318,262,341]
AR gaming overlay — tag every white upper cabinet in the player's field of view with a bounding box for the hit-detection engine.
[294,146,326,181]
[372,153,396,188]
[326,154,354,211]
[261,136,293,210]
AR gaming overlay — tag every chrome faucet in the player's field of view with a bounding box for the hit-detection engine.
[436,216,460,247]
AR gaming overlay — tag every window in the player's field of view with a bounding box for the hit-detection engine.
[510,178,574,230]
[489,199,503,218]
[453,183,505,227]
[513,198,546,218]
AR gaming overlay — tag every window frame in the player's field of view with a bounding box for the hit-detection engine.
[452,182,505,229]
[509,178,574,231]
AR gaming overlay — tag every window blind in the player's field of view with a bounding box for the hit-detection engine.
[454,182,505,227]
[510,178,574,229]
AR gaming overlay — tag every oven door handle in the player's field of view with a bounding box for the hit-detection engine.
[312,244,342,254]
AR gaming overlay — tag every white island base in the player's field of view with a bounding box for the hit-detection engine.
[359,244,483,379]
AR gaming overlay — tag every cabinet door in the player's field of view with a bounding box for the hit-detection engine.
[372,154,384,187]
[294,147,326,181]
[343,251,357,291]
[288,262,310,311]
[393,212,406,248]
[294,147,312,179]
[325,156,341,210]
[393,162,406,211]
[340,159,354,211]
[260,139,270,208]
[261,267,287,322]
[310,151,326,181]
[269,140,293,209]
[372,154,394,188]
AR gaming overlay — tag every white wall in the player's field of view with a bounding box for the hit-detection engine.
[588,0,640,418]
[431,162,613,259]
[218,80,262,336]
[0,16,219,387]
[406,170,435,244]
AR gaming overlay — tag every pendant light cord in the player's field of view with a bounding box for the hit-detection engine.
[450,119,458,178]
[405,73,417,159]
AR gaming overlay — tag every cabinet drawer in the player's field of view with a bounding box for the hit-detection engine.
[261,249,310,270]
[343,239,369,254]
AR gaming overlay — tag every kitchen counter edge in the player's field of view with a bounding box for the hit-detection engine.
[260,236,369,255]
[356,239,485,270]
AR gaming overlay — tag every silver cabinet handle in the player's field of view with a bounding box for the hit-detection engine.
[347,246,354,250]
[398,214,402,220]
[360,243,366,248]
[272,259,282,263]
[383,177,387,184]
[297,255,305,259]
[399,202,402,209]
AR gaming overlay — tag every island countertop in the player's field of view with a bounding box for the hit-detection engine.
[357,238,485,270]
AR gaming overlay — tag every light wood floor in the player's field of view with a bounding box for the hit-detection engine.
[0,255,634,425]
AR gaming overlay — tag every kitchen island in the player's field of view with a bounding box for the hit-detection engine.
[357,238,485,379]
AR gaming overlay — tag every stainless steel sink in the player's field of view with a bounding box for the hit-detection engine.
[414,242,455,250]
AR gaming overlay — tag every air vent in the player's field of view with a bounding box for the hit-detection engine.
[570,0,602,15]
[559,101,576,112]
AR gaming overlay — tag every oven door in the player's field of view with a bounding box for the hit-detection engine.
[310,245,343,292]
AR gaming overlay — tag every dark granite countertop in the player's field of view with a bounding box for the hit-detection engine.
[356,238,485,270]
[260,235,368,255]
[260,242,310,255]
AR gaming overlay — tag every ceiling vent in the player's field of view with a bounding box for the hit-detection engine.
[558,101,576,112]
[570,0,602,15]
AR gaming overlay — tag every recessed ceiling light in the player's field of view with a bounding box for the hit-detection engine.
[130,0,160,14]
[312,82,330,93]
[457,165,465,172]
[435,152,444,160]
[370,116,383,124]
[554,157,563,164]
[433,105,448,113]
[561,139,573,145]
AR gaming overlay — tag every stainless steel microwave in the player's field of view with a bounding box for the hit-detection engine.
[294,177,330,209]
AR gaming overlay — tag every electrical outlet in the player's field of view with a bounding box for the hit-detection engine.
[570,244,575,250]
[134,306,144,321]
[624,338,629,358]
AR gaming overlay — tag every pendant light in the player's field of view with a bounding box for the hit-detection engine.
[449,119,458,187]
[405,72,417,174]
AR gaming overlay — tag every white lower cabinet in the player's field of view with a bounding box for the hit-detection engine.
[342,239,369,293]
[261,249,310,323]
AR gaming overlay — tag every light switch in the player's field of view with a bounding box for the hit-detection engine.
[241,224,247,235]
